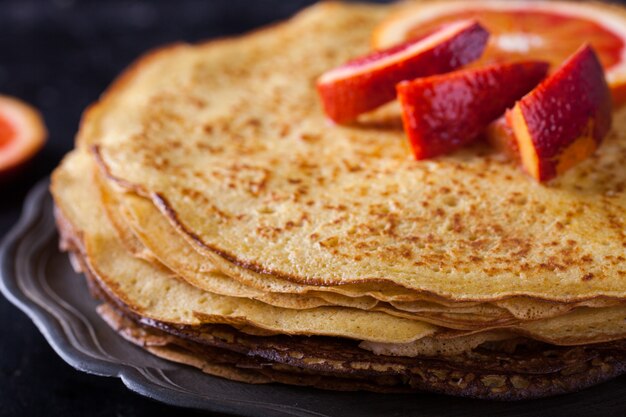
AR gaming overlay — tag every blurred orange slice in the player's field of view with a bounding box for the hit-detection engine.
[372,0,626,106]
[0,95,46,174]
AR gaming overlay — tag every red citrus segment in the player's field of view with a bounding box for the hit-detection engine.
[0,95,47,173]
[0,115,16,148]
[317,19,489,123]
[373,1,626,106]
[397,61,548,159]
[509,45,612,182]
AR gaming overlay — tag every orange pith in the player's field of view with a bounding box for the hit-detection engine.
[398,10,624,71]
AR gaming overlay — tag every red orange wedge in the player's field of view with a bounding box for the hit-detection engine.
[398,61,548,159]
[508,45,612,182]
[317,19,489,123]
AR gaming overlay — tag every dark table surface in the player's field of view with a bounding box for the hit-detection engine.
[1,0,626,416]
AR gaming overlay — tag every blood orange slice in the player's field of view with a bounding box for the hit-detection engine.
[0,95,47,175]
[508,45,612,182]
[317,19,489,123]
[372,0,626,105]
[397,60,548,159]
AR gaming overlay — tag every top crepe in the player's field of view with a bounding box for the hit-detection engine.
[87,2,626,301]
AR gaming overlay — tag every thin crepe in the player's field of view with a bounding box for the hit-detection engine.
[86,2,626,301]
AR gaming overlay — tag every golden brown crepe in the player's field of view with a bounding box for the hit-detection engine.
[50,1,626,400]
[87,2,626,301]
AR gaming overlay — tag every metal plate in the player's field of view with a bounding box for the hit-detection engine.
[2,179,626,416]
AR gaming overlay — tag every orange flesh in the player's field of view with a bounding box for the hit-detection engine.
[0,115,15,149]
[404,10,624,72]
[508,104,540,181]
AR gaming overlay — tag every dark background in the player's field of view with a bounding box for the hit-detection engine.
[1,0,626,416]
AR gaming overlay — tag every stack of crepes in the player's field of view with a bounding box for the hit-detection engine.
[50,2,626,400]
